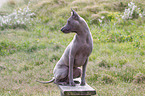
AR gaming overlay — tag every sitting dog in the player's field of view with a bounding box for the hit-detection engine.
[37,9,93,86]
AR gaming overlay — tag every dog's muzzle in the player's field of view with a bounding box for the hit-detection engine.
[61,27,64,32]
[61,27,70,33]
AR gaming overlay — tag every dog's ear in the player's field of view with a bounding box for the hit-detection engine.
[71,8,79,20]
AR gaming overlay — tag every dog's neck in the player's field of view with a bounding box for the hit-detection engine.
[75,24,92,44]
[76,27,90,36]
[77,18,90,35]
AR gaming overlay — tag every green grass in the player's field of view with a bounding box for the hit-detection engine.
[0,0,145,95]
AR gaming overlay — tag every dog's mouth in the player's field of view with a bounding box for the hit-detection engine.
[61,28,71,33]
[62,30,70,33]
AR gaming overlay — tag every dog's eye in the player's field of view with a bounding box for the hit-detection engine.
[68,20,70,24]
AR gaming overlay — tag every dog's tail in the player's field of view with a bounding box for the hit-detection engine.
[36,77,55,84]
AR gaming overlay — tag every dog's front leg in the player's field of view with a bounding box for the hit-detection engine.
[69,57,75,86]
[80,58,88,86]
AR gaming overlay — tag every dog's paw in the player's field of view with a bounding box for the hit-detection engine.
[80,82,86,86]
[69,81,76,86]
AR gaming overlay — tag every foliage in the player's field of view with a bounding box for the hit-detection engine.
[122,2,143,20]
[0,2,35,30]
[98,60,111,68]
[0,0,145,96]
[133,73,145,83]
[98,74,116,84]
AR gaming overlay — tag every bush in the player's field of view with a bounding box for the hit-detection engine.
[0,41,17,56]
[0,2,35,30]
[106,32,133,43]
[122,2,143,20]
[91,11,120,25]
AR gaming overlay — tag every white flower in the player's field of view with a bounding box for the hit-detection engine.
[139,13,142,17]
[0,23,2,26]
[143,11,145,16]
[101,16,105,19]
[3,20,6,24]
[98,19,102,23]
[122,2,142,20]
[18,10,21,13]
[21,21,24,25]
[17,20,20,24]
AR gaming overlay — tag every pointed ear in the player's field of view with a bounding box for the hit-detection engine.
[71,8,79,20]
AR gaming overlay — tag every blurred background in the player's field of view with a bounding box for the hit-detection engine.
[0,0,145,95]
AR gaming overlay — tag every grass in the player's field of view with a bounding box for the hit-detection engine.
[0,0,145,95]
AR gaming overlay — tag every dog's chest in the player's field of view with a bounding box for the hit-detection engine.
[73,44,91,67]
[75,43,92,58]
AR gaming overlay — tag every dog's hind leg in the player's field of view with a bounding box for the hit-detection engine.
[53,65,69,85]
[73,67,81,78]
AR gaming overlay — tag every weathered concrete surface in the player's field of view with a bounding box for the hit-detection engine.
[58,78,96,96]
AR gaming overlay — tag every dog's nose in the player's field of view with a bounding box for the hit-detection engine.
[61,27,64,32]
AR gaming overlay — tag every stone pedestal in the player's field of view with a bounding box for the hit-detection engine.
[58,78,96,96]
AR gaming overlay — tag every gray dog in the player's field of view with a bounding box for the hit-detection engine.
[37,9,93,86]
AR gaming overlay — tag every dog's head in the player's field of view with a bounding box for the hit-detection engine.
[61,9,81,33]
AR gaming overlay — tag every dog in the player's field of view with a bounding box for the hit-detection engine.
[37,9,93,86]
